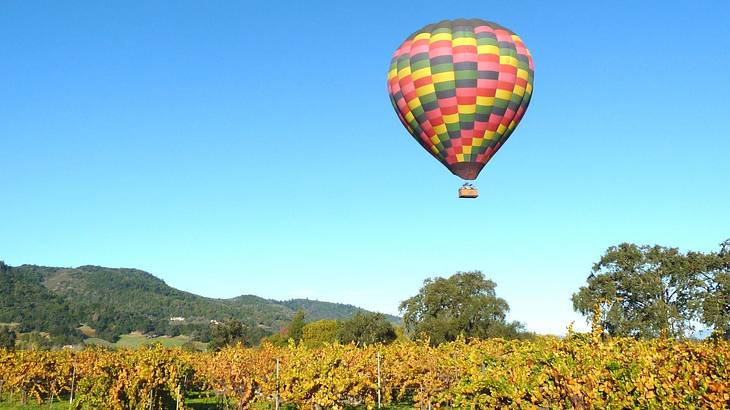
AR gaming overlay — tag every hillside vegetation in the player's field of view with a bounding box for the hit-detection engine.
[0,262,399,344]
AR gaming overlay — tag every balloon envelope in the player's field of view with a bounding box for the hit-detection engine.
[387,19,534,180]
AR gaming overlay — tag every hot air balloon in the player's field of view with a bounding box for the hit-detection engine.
[387,19,534,198]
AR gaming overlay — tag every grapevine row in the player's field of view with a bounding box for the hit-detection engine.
[0,335,728,409]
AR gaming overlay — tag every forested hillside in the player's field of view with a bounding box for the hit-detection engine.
[0,262,399,344]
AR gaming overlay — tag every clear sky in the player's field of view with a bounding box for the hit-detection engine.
[2,1,729,335]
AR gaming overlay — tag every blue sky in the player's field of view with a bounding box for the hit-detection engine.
[2,1,729,335]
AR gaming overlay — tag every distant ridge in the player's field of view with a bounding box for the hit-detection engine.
[0,261,400,343]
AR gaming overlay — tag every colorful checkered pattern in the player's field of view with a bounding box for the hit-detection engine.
[387,19,534,180]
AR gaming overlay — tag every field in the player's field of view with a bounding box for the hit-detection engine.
[83,332,208,351]
[0,399,67,410]
[1,334,728,409]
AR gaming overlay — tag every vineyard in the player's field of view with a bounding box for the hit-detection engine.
[0,333,728,409]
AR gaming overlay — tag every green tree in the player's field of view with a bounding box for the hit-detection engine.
[302,319,340,347]
[208,319,269,351]
[700,239,730,339]
[287,310,306,343]
[263,332,289,347]
[572,243,703,339]
[180,340,200,352]
[0,326,16,350]
[399,271,515,345]
[337,312,396,346]
[486,321,535,340]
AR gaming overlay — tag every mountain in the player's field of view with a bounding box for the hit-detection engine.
[0,261,400,343]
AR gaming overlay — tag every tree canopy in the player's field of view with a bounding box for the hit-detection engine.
[337,312,396,346]
[573,240,730,339]
[699,239,730,338]
[0,326,16,350]
[399,271,520,345]
[208,319,269,350]
[287,310,307,344]
[301,319,340,348]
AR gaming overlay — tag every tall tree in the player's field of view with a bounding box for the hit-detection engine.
[399,271,514,345]
[337,313,396,346]
[700,239,730,339]
[572,243,703,338]
[0,326,16,350]
[208,319,269,350]
[287,310,307,344]
[302,319,340,348]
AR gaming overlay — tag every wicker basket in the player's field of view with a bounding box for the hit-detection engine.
[458,187,479,198]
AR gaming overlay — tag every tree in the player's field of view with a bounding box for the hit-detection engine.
[208,319,269,351]
[699,239,730,339]
[572,243,703,339]
[336,312,396,346]
[302,319,340,348]
[287,310,307,344]
[486,321,535,340]
[399,271,515,345]
[263,328,289,347]
[0,326,16,350]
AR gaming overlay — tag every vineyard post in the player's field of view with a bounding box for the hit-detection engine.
[275,358,280,410]
[376,350,381,409]
[69,363,76,406]
[179,373,187,410]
